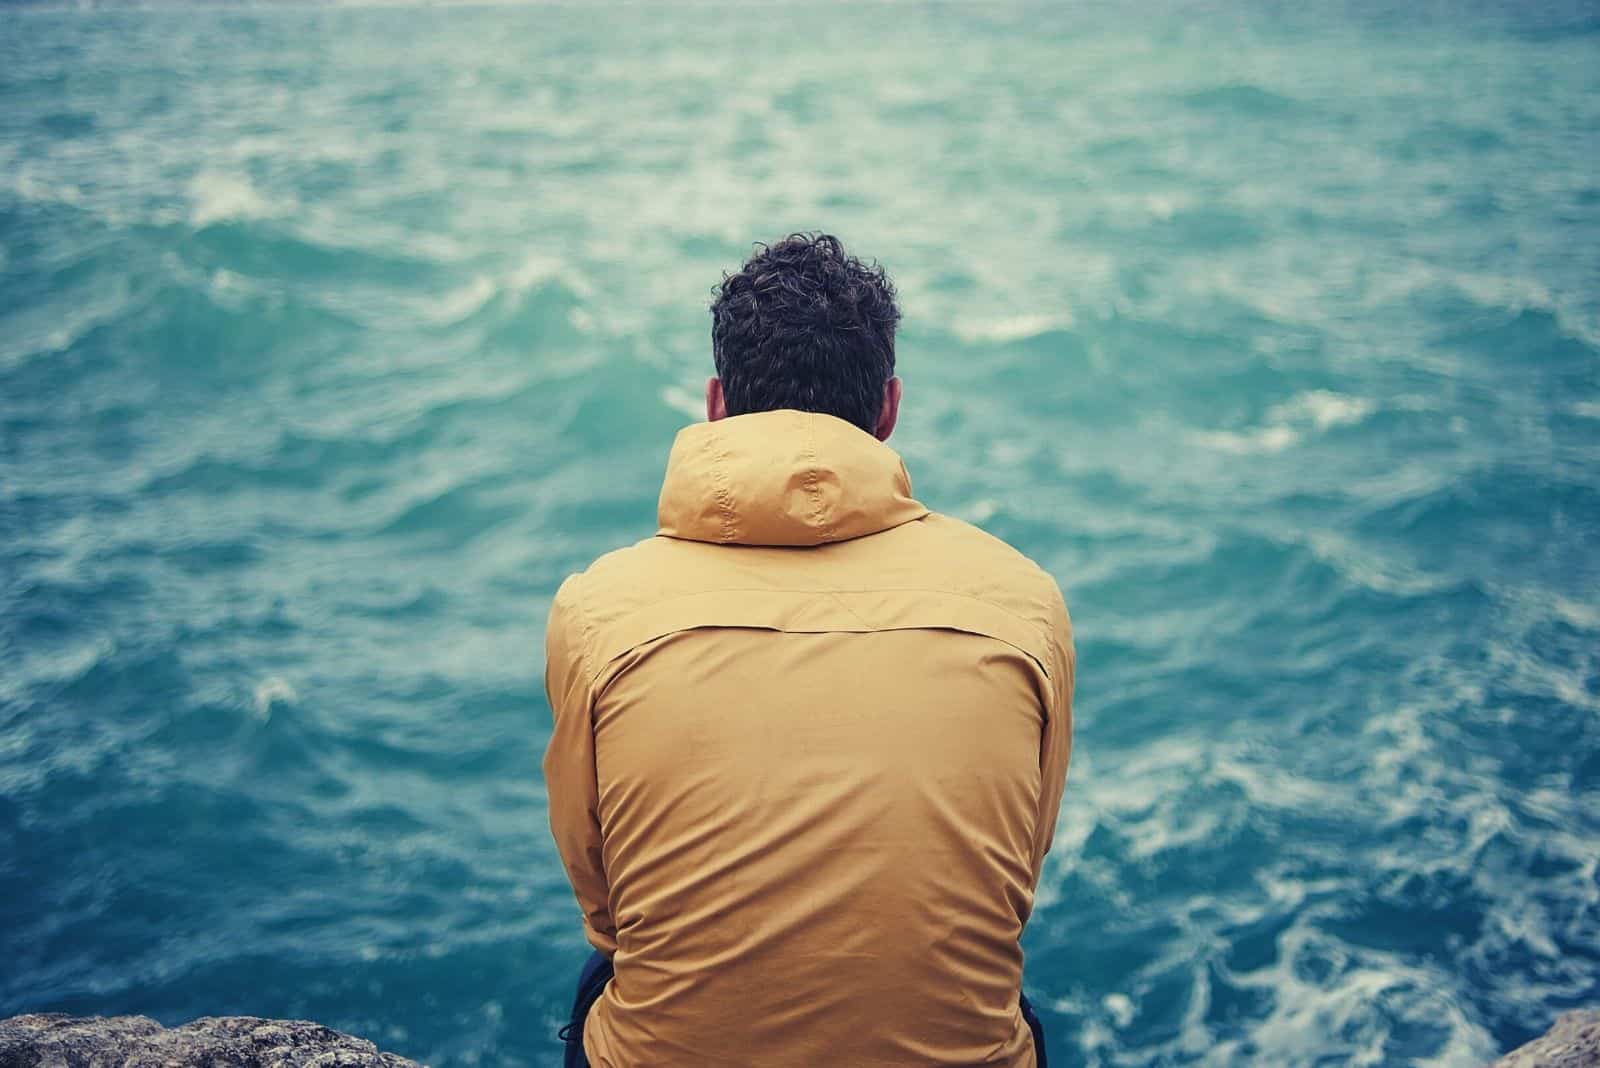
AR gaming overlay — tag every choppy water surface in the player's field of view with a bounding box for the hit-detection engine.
[2,3,1597,1064]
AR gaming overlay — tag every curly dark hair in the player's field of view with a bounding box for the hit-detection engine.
[710,233,900,435]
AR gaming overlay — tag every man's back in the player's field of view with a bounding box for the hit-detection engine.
[545,409,1074,1067]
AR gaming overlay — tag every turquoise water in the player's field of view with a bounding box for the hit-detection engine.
[2,2,1598,1064]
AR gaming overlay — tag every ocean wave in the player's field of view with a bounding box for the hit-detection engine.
[1194,390,1374,453]
[188,170,294,228]
[1180,84,1305,117]
[372,478,525,549]
[952,312,1076,345]
[4,4,1596,1063]
[251,677,297,722]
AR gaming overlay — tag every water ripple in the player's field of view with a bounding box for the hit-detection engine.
[2,3,1596,1065]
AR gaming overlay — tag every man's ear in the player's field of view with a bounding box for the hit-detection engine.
[874,377,903,441]
[706,377,728,422]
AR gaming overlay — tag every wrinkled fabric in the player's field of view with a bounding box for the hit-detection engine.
[561,949,1051,1068]
[544,410,1074,1067]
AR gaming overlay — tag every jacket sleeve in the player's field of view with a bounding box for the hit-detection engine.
[1031,584,1076,882]
[542,577,618,957]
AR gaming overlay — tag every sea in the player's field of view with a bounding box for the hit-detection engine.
[1,2,1597,1065]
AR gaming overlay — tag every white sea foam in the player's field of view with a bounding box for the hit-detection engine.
[1300,529,1456,597]
[1194,423,1301,454]
[427,275,498,325]
[189,171,289,227]
[12,172,84,207]
[1196,390,1374,453]
[963,497,1000,523]
[952,312,1075,344]
[508,252,584,295]
[1102,992,1136,1028]
[1272,390,1375,431]
[659,384,705,421]
[1362,262,1600,350]
[1550,594,1600,631]
[252,677,297,721]
[1212,754,1333,810]
[1204,933,1498,1066]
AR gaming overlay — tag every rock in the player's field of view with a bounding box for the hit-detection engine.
[1489,1011,1600,1068]
[0,1014,424,1068]
[3,1008,1595,1067]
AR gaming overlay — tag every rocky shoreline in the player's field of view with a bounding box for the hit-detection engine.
[0,1014,421,1067]
[0,1008,1594,1066]
[1488,1010,1600,1068]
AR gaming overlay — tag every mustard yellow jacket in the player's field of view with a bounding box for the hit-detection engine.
[544,410,1074,1067]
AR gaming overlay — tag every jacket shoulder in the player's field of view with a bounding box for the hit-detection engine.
[907,512,1070,633]
[916,512,1064,592]
[554,535,700,629]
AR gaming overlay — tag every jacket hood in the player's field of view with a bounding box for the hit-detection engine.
[657,410,929,546]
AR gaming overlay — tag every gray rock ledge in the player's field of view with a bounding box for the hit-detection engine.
[1488,1011,1600,1068]
[0,1014,423,1068]
[1,1008,1594,1066]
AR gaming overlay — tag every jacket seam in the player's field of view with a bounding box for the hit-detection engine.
[585,585,1053,653]
[566,580,599,693]
[803,414,832,542]
[655,508,928,544]
[826,591,873,628]
[707,427,738,543]
[588,619,1053,690]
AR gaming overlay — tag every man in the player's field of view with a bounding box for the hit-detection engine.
[544,233,1074,1067]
